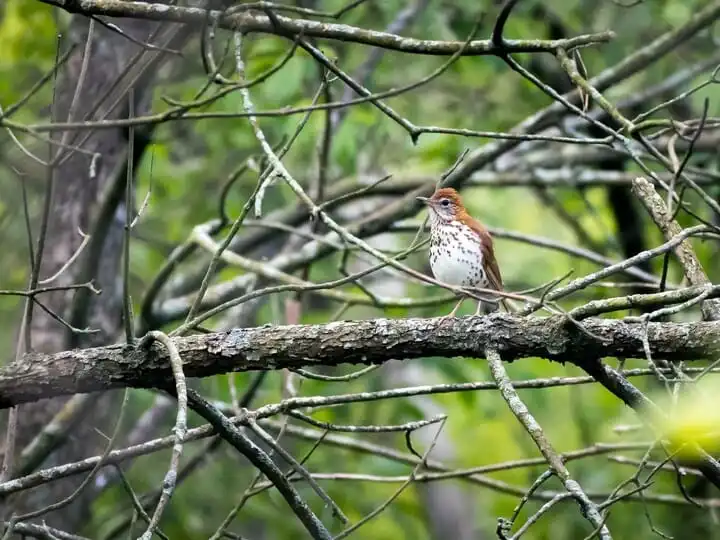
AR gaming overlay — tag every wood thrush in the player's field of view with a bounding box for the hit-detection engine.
[417,187,504,317]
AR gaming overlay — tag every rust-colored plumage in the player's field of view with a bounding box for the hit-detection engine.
[418,187,504,317]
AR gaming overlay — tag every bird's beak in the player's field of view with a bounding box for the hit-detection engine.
[416,196,430,205]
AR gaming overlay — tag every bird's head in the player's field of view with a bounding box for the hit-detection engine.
[417,187,464,223]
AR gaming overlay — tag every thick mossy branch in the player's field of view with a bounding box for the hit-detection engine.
[2,314,719,408]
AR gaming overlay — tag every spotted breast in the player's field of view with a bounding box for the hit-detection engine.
[429,220,488,288]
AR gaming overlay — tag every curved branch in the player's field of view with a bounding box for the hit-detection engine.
[184,389,332,540]
[486,348,611,539]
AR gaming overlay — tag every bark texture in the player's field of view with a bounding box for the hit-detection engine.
[1,13,190,532]
[2,315,719,408]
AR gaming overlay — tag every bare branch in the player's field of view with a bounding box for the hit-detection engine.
[2,315,720,407]
[37,0,613,57]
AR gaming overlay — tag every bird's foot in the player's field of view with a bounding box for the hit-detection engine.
[436,313,456,327]
[437,298,464,327]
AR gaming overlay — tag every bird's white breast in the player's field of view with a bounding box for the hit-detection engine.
[429,221,487,287]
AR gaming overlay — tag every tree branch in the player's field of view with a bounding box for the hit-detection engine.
[2,314,720,408]
[184,388,332,540]
[37,0,613,57]
[632,176,720,320]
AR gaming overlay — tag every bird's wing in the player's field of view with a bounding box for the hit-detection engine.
[480,233,503,291]
[460,213,504,292]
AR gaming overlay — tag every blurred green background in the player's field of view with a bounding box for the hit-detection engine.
[2,0,720,538]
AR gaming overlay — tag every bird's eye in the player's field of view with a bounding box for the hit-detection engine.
[440,199,450,207]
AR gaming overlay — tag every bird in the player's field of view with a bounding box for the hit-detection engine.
[417,187,505,318]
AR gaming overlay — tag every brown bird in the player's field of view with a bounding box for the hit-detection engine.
[417,187,504,318]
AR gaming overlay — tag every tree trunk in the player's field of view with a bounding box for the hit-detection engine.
[1,13,190,533]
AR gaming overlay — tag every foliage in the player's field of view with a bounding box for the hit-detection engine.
[1,0,720,539]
